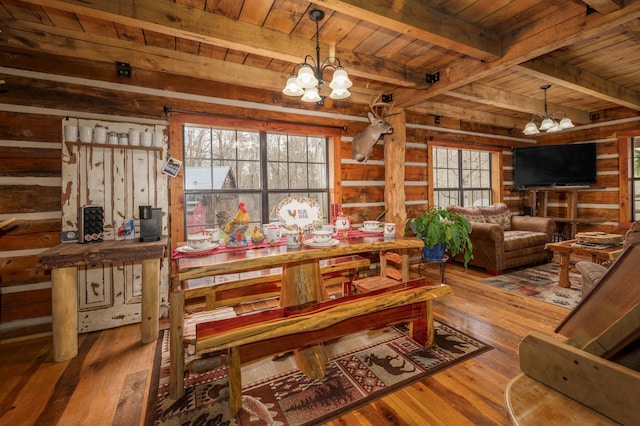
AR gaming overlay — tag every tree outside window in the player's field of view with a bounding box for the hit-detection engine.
[183,126,329,238]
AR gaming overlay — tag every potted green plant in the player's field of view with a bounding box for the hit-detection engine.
[406,206,474,269]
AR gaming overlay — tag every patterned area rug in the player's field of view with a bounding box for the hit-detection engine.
[147,321,491,425]
[478,262,582,309]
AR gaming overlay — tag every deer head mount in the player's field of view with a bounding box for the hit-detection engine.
[351,94,396,162]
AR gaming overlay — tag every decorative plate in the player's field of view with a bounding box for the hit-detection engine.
[176,243,219,253]
[275,196,323,231]
[302,238,339,248]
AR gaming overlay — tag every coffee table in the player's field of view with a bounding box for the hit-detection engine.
[544,239,623,288]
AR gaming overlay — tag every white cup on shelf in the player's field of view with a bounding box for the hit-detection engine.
[94,125,107,144]
[79,126,92,143]
[64,125,78,142]
[141,130,153,147]
[129,129,141,146]
[153,132,167,148]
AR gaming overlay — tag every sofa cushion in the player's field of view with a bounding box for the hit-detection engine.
[446,205,486,223]
[478,203,512,230]
[503,230,548,251]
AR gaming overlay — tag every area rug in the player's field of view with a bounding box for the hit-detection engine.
[478,262,582,309]
[147,321,491,425]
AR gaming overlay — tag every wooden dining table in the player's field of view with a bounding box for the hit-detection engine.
[169,235,425,399]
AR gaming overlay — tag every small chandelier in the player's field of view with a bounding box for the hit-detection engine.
[282,9,353,105]
[523,85,575,135]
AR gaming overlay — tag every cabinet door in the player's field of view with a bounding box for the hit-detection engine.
[61,119,169,333]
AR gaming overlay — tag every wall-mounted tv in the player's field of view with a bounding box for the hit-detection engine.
[513,143,597,188]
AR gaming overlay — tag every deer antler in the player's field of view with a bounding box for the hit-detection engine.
[369,94,395,119]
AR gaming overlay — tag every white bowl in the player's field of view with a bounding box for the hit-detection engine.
[187,234,211,249]
[363,220,381,231]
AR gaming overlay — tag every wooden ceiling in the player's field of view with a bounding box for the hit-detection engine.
[2,0,640,135]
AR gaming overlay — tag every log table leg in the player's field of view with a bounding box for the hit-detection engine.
[557,252,571,288]
[281,259,329,380]
[51,266,78,362]
[169,278,185,399]
[141,258,160,344]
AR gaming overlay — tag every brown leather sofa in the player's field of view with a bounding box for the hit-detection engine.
[446,203,555,274]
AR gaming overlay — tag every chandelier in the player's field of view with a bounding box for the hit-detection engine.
[522,85,575,135]
[282,9,353,104]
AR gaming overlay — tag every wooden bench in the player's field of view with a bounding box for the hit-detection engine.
[194,278,452,416]
[183,254,370,313]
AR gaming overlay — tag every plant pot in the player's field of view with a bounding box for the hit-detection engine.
[423,243,446,260]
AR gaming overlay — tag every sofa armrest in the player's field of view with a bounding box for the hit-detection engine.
[511,215,555,237]
[469,222,504,241]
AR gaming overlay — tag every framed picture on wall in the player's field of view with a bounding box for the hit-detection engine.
[162,157,182,178]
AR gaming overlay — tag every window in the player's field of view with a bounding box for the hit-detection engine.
[431,146,492,207]
[182,125,329,237]
[632,137,640,221]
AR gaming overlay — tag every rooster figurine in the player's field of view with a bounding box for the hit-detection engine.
[224,202,250,239]
[250,225,265,244]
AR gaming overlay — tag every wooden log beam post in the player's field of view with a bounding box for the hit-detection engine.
[51,266,78,362]
[141,258,160,343]
[281,259,329,380]
[384,108,407,233]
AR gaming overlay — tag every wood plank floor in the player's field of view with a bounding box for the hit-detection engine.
[0,262,571,425]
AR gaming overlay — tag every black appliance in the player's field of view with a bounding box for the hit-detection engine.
[139,205,162,242]
[78,205,104,243]
[513,143,597,188]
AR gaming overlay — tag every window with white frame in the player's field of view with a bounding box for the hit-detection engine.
[432,146,493,207]
[182,125,329,237]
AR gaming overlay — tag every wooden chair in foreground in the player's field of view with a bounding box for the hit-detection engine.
[506,242,640,425]
[352,251,409,293]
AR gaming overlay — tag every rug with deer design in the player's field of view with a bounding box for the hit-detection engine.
[148,321,491,425]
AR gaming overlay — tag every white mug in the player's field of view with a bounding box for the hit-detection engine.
[64,125,78,142]
[94,126,107,144]
[129,129,141,146]
[384,222,396,238]
[153,132,167,147]
[141,130,153,147]
[322,223,338,236]
[79,126,93,143]
[265,225,281,246]
[285,230,300,248]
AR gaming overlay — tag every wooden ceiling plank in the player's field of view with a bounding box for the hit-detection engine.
[411,101,527,129]
[517,56,640,111]
[394,0,640,108]
[308,0,502,61]
[449,83,591,123]
[15,0,427,88]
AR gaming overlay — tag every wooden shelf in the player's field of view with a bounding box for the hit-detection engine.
[65,141,164,159]
[524,187,593,239]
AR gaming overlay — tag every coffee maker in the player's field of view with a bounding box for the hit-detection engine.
[139,205,162,242]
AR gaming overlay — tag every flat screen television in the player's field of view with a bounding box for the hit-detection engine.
[513,143,597,188]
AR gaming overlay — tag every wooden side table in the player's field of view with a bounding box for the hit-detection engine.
[40,237,168,362]
[418,255,448,283]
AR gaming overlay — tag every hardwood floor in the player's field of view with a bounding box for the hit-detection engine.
[0,263,570,425]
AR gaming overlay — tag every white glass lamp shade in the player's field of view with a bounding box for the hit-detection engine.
[329,67,352,90]
[523,121,540,135]
[282,75,304,96]
[329,87,351,100]
[295,65,319,89]
[539,116,555,131]
[559,116,574,129]
[546,122,561,132]
[301,87,322,103]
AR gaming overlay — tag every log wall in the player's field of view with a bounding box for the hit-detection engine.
[1,55,637,340]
